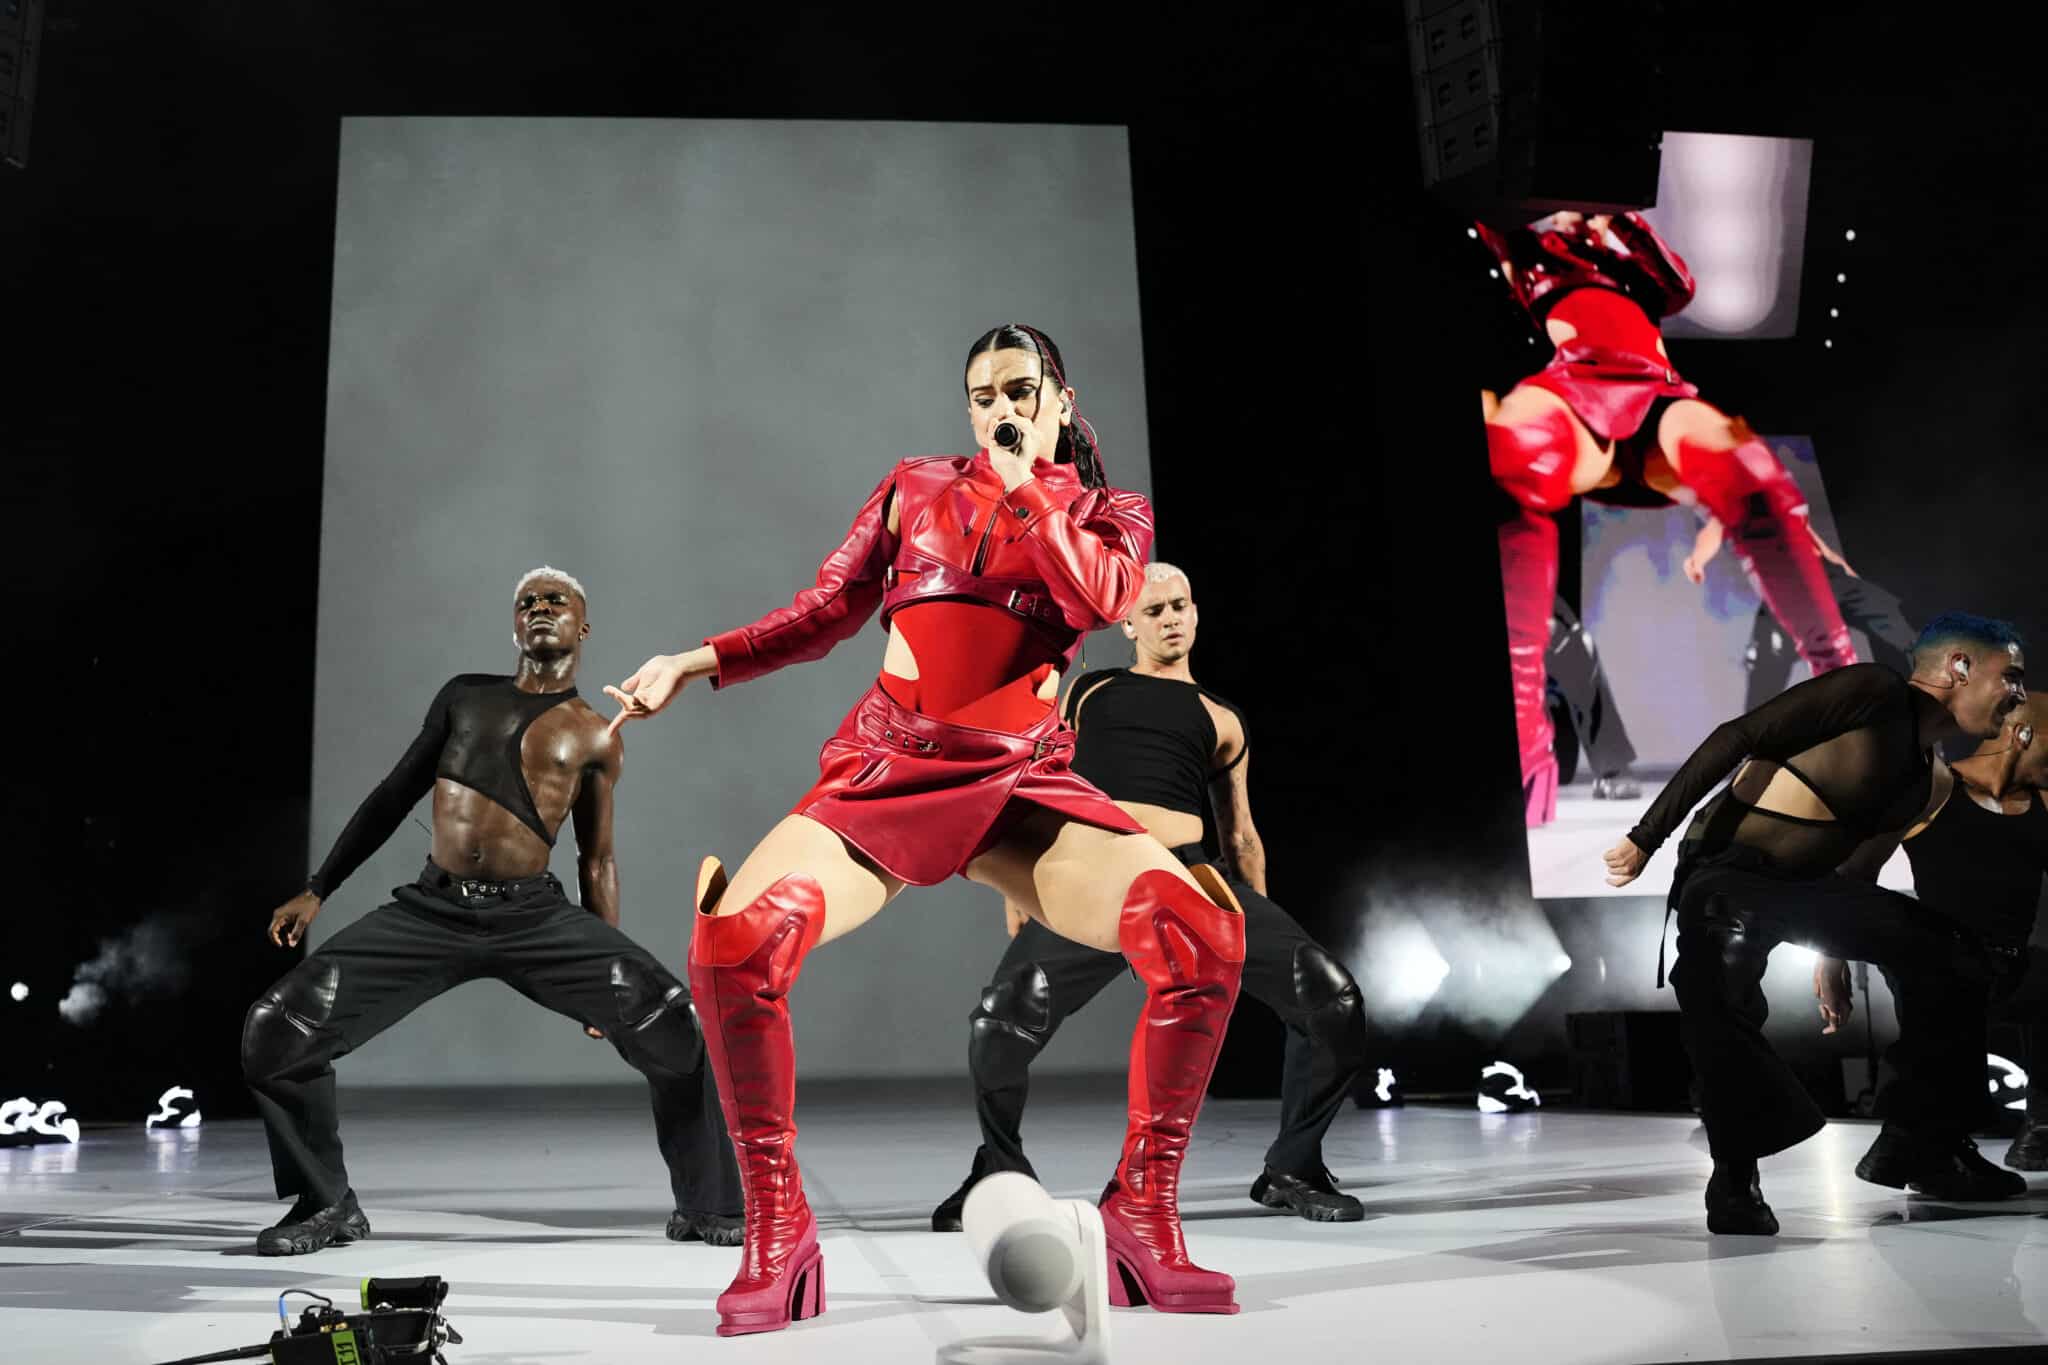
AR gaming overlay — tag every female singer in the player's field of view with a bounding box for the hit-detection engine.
[607,325,1246,1335]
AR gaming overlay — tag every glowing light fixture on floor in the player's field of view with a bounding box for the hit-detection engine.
[1987,1054,2028,1112]
[0,1097,80,1143]
[1477,1062,1541,1114]
[1354,1065,1405,1110]
[146,1086,202,1130]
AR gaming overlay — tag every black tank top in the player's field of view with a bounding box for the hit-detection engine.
[1904,784,2048,949]
[1063,669,1246,816]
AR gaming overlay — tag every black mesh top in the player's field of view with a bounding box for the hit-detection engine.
[1063,669,1246,817]
[307,675,579,898]
[1631,664,1934,879]
[1905,785,2048,949]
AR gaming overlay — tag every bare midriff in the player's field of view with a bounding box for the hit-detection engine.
[879,600,1064,731]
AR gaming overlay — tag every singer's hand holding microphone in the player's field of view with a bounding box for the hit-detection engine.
[987,416,1038,492]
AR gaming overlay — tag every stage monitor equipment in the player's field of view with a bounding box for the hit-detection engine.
[1567,1010,1691,1111]
[1407,0,1662,219]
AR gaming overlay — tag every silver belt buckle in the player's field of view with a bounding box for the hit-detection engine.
[1007,588,1050,621]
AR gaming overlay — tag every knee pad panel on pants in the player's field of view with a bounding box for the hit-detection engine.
[969,963,1055,1068]
[242,958,341,1081]
[608,956,705,1073]
[1292,942,1368,1064]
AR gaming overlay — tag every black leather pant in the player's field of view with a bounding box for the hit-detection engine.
[1669,856,1991,1160]
[967,854,1368,1180]
[1547,595,1637,781]
[241,865,741,1216]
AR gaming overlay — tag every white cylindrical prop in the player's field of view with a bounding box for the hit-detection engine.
[962,1172,1085,1314]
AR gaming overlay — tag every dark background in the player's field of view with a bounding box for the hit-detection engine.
[8,2,2044,1116]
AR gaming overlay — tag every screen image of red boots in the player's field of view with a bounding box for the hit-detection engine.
[1476,131,1921,899]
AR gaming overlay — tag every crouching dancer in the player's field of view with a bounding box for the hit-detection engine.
[241,568,741,1254]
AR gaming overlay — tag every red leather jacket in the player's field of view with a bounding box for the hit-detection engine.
[1476,212,1696,322]
[708,451,1154,688]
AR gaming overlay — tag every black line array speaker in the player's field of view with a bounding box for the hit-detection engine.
[0,0,43,169]
[1405,0,1664,221]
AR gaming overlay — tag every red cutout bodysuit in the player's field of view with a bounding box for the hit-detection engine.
[706,450,1153,884]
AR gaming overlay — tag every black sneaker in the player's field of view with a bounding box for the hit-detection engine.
[932,1148,998,1233]
[1249,1165,1365,1222]
[1856,1126,2028,1200]
[256,1190,370,1256]
[1704,1161,1777,1236]
[667,1210,744,1246]
[2004,1121,2048,1172]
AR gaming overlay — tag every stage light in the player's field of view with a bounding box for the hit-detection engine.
[1390,937,1451,1004]
[1350,913,1451,1029]
[0,1097,80,1144]
[146,1086,202,1130]
[8,982,24,1002]
[1987,1054,2028,1112]
[1836,272,1847,283]
[1352,1064,1405,1110]
[1779,945,1819,968]
[1488,268,1499,279]
[1824,339,1833,348]
[1829,307,1839,318]
[1467,227,1478,239]
[1844,229,1857,241]
[1551,953,1572,974]
[1477,1061,1541,1113]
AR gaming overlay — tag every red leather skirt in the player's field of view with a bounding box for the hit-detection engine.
[1520,339,1699,444]
[792,681,1145,887]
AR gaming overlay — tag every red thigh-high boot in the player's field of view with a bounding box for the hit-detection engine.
[1498,509,1561,825]
[1100,865,1247,1315]
[687,858,827,1338]
[1488,407,1576,827]
[1673,424,1855,676]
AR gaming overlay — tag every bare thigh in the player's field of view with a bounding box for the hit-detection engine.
[965,807,1226,954]
[1491,381,1614,494]
[1657,396,1739,471]
[711,814,907,947]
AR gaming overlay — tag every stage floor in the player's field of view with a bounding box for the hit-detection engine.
[4,1081,2045,1364]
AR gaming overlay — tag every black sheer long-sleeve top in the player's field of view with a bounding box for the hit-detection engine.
[1629,664,1934,880]
[305,675,579,898]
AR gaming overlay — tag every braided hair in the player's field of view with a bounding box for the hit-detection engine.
[963,324,1108,488]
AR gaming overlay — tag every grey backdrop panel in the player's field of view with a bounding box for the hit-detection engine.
[316,118,1153,1084]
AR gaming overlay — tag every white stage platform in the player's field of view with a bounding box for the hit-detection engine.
[4,1082,2045,1364]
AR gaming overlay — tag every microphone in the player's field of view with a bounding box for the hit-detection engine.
[993,421,1023,451]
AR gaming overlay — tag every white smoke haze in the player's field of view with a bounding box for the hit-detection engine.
[56,982,108,1026]
[57,914,198,1028]
[1333,858,1570,1037]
